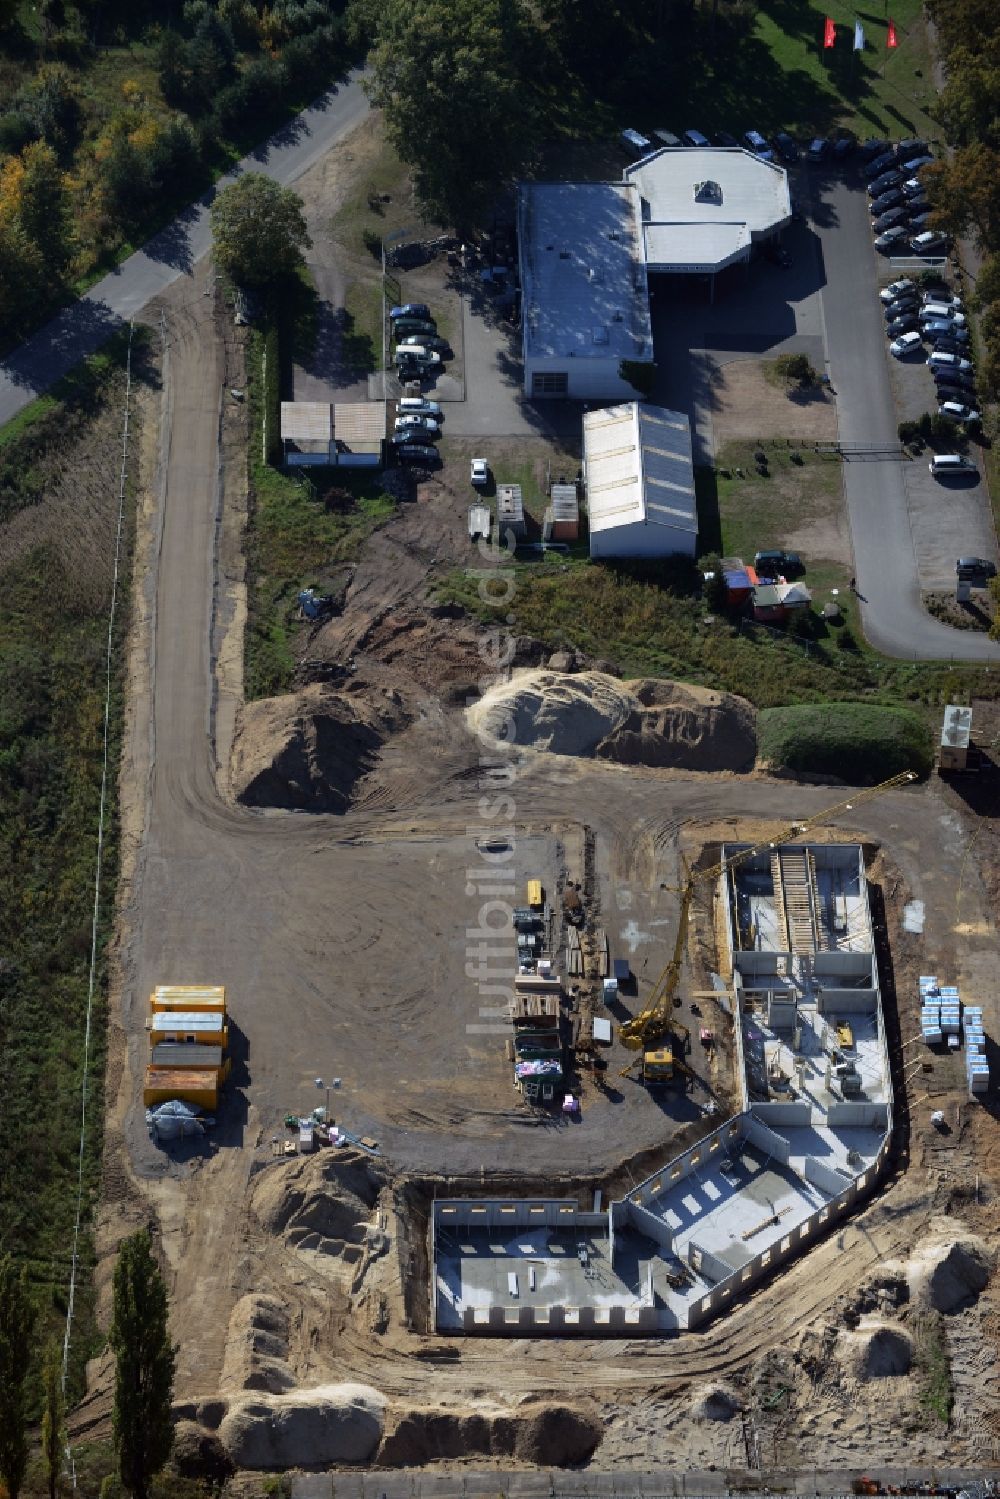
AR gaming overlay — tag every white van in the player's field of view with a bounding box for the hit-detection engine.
[398,397,443,417]
[929,453,976,477]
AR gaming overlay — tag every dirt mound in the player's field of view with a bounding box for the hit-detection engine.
[691,1382,741,1421]
[219,1383,386,1469]
[377,1400,602,1467]
[850,1323,914,1379]
[908,1233,993,1312]
[466,670,756,770]
[599,678,757,772]
[231,682,409,812]
[220,1294,295,1395]
[172,1420,235,1484]
[252,1154,380,1238]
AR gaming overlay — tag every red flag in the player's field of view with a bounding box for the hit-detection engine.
[887,16,898,46]
[823,16,836,48]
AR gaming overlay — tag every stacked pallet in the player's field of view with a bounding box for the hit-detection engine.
[964,1005,989,1096]
[920,975,943,1045]
[143,985,230,1110]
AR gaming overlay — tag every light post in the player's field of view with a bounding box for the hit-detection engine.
[314,1075,341,1121]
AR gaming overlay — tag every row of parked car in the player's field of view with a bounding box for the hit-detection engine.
[882,277,980,424]
[864,139,949,255]
[389,301,453,380]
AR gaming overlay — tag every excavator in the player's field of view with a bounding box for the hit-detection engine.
[618,770,917,1088]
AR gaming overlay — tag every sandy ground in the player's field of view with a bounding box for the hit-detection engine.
[79,123,1000,1484]
[711,359,839,446]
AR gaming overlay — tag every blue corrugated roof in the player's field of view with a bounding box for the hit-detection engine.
[637,405,697,532]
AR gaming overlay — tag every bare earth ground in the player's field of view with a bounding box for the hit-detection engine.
[710,359,838,445]
[78,130,1000,1485]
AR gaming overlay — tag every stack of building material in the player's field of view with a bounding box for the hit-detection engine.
[920,975,942,1045]
[143,985,230,1109]
[566,924,583,977]
[940,985,961,1041]
[964,1005,989,1096]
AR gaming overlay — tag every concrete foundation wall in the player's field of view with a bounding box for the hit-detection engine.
[628,1115,750,1207]
[745,1114,793,1162]
[735,950,791,976]
[804,1154,854,1198]
[433,1200,603,1230]
[688,1240,732,1285]
[818,988,877,1013]
[826,1101,889,1130]
[813,951,872,978]
[625,1199,674,1251]
[751,1101,811,1129]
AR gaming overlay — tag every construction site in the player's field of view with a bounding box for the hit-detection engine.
[78,249,1000,1492]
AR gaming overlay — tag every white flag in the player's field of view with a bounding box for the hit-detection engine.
[854,19,865,49]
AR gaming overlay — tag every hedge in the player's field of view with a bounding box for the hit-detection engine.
[758,701,934,782]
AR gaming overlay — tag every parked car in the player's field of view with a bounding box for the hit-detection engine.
[932,341,972,361]
[621,128,653,155]
[398,397,443,419]
[912,230,949,253]
[901,178,926,199]
[908,213,933,233]
[922,291,962,308]
[392,319,437,339]
[895,138,927,160]
[859,137,891,161]
[903,154,934,172]
[398,333,451,354]
[890,331,923,357]
[807,137,829,162]
[393,415,440,436]
[832,134,856,159]
[395,350,442,372]
[713,130,739,148]
[743,128,771,156]
[868,171,904,196]
[927,350,973,372]
[921,303,966,325]
[886,316,920,338]
[926,325,969,347]
[933,365,975,387]
[957,557,996,580]
[870,190,905,216]
[939,400,981,423]
[471,457,489,487]
[874,207,909,232]
[389,303,431,321]
[883,293,919,317]
[395,443,441,465]
[754,549,804,577]
[653,129,683,148]
[875,226,910,251]
[929,454,976,478]
[682,128,710,147]
[935,381,977,404]
[772,131,799,162]
[865,151,897,178]
[880,277,916,303]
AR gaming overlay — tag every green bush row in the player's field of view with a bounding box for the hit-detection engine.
[758,702,934,782]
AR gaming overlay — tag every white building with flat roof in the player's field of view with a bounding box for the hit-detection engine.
[517,181,653,401]
[626,147,791,277]
[583,402,696,559]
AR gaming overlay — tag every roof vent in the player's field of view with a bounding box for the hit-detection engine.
[592,326,609,344]
[608,230,619,240]
[559,250,571,259]
[589,266,604,283]
[613,311,624,322]
[694,179,722,204]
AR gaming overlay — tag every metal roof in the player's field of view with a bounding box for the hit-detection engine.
[518,181,653,364]
[941,704,972,749]
[550,484,579,521]
[583,402,696,535]
[150,1012,226,1033]
[280,402,332,442]
[333,401,385,453]
[626,147,791,273]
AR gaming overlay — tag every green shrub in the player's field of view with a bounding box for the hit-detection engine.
[758,701,933,781]
[771,352,818,388]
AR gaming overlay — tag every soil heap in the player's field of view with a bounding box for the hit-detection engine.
[219,1383,386,1468]
[467,670,756,771]
[907,1230,993,1312]
[231,682,409,812]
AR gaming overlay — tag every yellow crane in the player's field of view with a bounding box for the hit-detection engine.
[618,770,917,1082]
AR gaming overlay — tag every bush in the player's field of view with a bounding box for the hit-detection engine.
[771,352,818,388]
[758,701,933,781]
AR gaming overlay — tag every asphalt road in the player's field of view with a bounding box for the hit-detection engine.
[810,166,1000,661]
[0,70,369,428]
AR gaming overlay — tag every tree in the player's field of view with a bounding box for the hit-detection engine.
[110,1231,175,1499]
[0,1256,38,1499]
[210,172,311,287]
[18,141,73,281]
[923,146,1000,252]
[41,1340,65,1499]
[365,0,540,230]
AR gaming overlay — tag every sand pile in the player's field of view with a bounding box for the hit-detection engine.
[231,682,409,812]
[220,1294,295,1395]
[377,1400,602,1467]
[848,1323,913,1379]
[172,1421,234,1484]
[251,1154,381,1256]
[907,1232,992,1312]
[219,1383,386,1468]
[691,1382,741,1421]
[466,670,756,771]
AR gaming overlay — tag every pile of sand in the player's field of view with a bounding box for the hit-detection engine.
[847,1323,914,1379]
[377,1400,602,1467]
[219,1383,386,1469]
[466,670,756,771]
[231,682,409,813]
[907,1232,992,1312]
[251,1153,381,1255]
[220,1294,295,1396]
[691,1382,741,1421]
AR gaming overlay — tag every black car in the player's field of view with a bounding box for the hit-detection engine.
[931,337,971,357]
[832,134,856,160]
[884,294,920,317]
[713,130,739,148]
[395,443,441,466]
[868,170,904,196]
[936,384,977,406]
[886,316,920,338]
[874,207,909,232]
[895,137,927,161]
[754,548,804,578]
[957,557,996,581]
[859,137,891,160]
[871,191,905,217]
[772,131,799,163]
[934,371,977,393]
[865,151,897,178]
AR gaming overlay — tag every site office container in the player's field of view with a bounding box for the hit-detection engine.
[147,1011,229,1048]
[150,1044,231,1081]
[150,985,226,1015]
[527,879,544,908]
[143,1068,218,1111]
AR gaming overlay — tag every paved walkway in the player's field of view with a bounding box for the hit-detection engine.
[0,71,370,427]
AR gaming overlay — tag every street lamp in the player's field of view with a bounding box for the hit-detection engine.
[314,1076,341,1121]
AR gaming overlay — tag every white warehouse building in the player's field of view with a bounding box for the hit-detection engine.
[517,181,653,401]
[583,402,697,559]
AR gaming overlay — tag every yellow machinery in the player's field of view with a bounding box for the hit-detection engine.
[618,770,917,1084]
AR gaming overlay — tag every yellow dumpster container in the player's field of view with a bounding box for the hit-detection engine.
[143,1068,218,1111]
[527,879,543,909]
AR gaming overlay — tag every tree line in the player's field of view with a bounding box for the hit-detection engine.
[0,1231,174,1499]
[923,0,1000,411]
[0,1,354,338]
